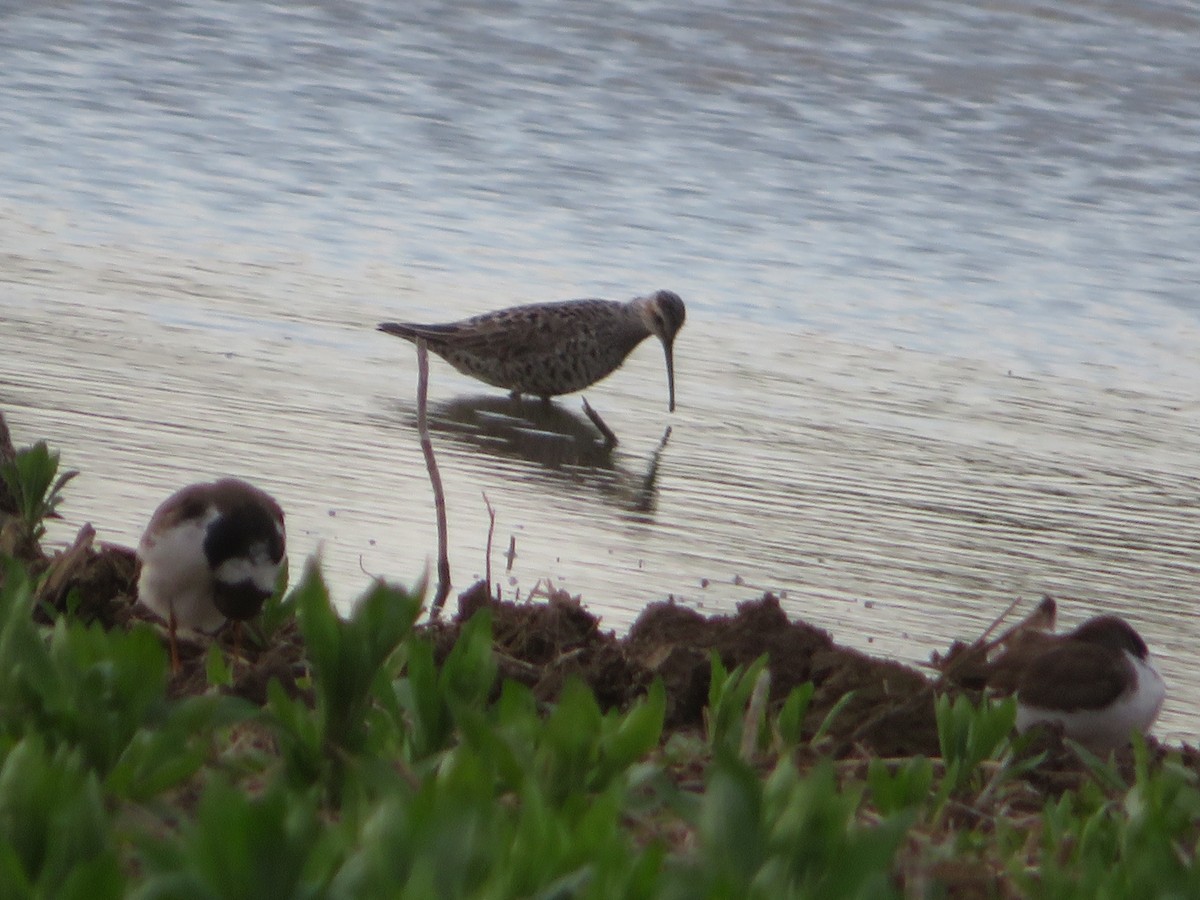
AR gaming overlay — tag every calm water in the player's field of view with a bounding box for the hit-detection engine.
[2,0,1199,741]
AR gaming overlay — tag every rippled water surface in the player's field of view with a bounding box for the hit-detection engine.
[2,0,1199,741]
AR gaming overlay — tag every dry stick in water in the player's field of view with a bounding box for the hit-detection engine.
[482,491,496,598]
[416,340,452,618]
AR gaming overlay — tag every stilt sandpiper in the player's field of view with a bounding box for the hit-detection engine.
[378,289,686,411]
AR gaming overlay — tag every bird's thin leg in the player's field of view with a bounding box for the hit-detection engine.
[581,397,618,449]
[168,608,181,674]
[231,621,244,665]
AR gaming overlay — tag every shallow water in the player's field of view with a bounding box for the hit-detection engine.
[4,243,1198,743]
[3,0,1199,743]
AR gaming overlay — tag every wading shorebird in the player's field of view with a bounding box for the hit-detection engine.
[377,290,687,412]
[1013,615,1165,753]
[136,478,286,672]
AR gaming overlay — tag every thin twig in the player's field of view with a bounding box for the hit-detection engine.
[977,594,1027,645]
[482,491,496,598]
[505,535,517,573]
[416,340,451,618]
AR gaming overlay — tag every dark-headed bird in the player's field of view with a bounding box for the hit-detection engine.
[1013,615,1165,752]
[137,478,285,671]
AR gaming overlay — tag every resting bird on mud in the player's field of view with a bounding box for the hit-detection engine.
[136,477,286,672]
[1012,615,1165,752]
[377,289,687,412]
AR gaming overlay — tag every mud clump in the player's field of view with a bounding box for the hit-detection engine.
[627,596,834,728]
[438,579,652,711]
[29,527,139,630]
[440,587,941,757]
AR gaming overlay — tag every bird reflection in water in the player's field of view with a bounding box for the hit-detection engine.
[420,394,673,520]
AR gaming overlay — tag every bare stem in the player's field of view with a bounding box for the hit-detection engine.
[505,535,517,573]
[483,491,496,598]
[417,340,452,618]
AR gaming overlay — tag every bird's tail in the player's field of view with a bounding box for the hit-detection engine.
[377,321,458,342]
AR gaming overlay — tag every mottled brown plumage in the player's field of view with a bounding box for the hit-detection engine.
[378,290,686,411]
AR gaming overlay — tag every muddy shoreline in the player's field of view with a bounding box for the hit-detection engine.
[23,518,1200,792]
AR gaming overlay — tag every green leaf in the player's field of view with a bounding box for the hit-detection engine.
[812,689,856,744]
[135,775,337,900]
[867,756,934,816]
[439,608,497,714]
[774,682,814,750]
[697,749,767,887]
[598,680,665,782]
[266,679,325,788]
[205,641,233,688]
[0,737,120,898]
[539,678,603,803]
[399,636,450,759]
[705,652,769,753]
[935,693,1015,793]
[293,561,422,761]
[0,441,78,545]
[107,694,254,801]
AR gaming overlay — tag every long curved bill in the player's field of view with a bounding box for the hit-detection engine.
[664,340,677,412]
